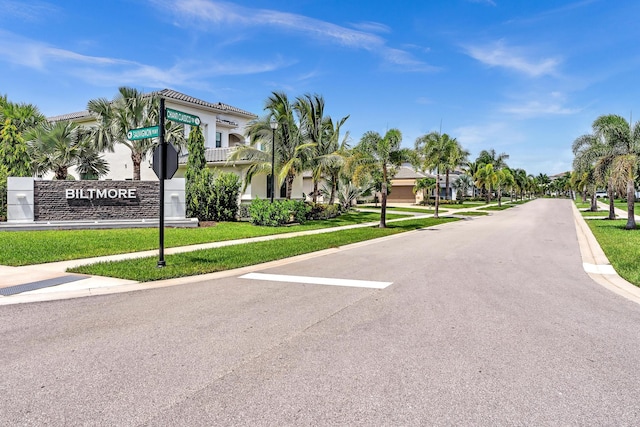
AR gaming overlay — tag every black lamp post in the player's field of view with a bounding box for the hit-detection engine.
[270,118,278,203]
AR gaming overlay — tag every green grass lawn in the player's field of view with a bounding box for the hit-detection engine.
[586,219,640,286]
[581,211,614,217]
[0,211,408,266]
[69,217,458,282]
[455,211,489,216]
[363,206,436,214]
[613,201,640,211]
[478,205,514,211]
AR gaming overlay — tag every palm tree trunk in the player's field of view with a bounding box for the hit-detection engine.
[380,167,388,227]
[445,170,450,200]
[312,180,318,203]
[434,173,440,218]
[608,180,615,220]
[286,174,294,199]
[132,152,142,181]
[626,178,636,229]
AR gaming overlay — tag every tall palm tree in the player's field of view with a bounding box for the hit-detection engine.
[477,148,509,170]
[294,93,350,203]
[230,91,312,199]
[444,140,469,200]
[475,163,498,203]
[349,128,403,227]
[320,117,351,205]
[512,168,528,201]
[414,132,457,218]
[592,114,640,229]
[87,87,185,180]
[572,133,605,212]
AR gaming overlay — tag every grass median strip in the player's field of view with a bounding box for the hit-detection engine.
[0,212,406,266]
[68,217,457,282]
[586,219,640,286]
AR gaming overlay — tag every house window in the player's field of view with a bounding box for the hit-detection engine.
[266,176,287,199]
[216,132,222,148]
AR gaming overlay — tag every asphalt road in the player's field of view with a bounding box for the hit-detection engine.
[1,199,640,426]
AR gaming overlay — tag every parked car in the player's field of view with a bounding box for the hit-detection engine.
[595,191,608,198]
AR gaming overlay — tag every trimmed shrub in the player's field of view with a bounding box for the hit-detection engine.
[248,198,310,226]
[211,172,241,221]
[306,202,343,220]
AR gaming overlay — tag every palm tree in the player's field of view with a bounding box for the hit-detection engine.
[414,132,457,218]
[230,91,312,199]
[477,148,509,170]
[496,168,515,206]
[536,173,551,196]
[512,168,528,201]
[413,177,437,204]
[25,121,89,180]
[572,133,604,212]
[452,174,474,203]
[349,128,403,228]
[294,93,349,203]
[444,141,469,200]
[0,100,46,135]
[321,118,351,205]
[475,163,498,203]
[87,87,185,180]
[592,114,640,229]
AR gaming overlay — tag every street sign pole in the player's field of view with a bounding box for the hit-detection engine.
[158,97,166,268]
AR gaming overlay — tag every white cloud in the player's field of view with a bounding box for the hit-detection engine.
[500,92,581,118]
[0,30,291,88]
[0,0,60,22]
[454,122,524,147]
[151,0,435,70]
[464,39,561,77]
[349,21,392,34]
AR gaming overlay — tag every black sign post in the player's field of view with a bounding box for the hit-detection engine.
[157,97,166,267]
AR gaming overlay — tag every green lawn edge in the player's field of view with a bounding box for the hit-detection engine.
[0,211,409,266]
[69,217,458,282]
[586,219,640,286]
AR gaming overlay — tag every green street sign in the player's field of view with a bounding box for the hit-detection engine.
[166,108,201,126]
[127,126,159,141]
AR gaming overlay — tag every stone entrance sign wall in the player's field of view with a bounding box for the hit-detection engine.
[7,178,185,222]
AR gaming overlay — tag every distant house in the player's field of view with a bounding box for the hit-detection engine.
[49,89,306,201]
[387,166,430,204]
[386,165,462,204]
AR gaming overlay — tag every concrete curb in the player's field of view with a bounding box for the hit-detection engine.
[572,202,640,305]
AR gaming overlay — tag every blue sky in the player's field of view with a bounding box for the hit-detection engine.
[1,0,639,175]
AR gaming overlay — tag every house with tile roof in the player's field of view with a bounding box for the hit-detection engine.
[48,89,306,202]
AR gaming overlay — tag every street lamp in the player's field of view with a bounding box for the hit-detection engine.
[270,118,278,203]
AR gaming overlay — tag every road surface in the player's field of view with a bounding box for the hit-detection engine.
[1,199,639,425]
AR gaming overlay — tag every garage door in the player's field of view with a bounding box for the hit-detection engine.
[387,186,415,203]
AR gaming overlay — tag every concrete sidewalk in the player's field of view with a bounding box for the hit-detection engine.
[2,199,638,306]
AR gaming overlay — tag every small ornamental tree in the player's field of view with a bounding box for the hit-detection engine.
[185,126,209,220]
[0,118,31,177]
[0,164,8,221]
[185,126,241,222]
